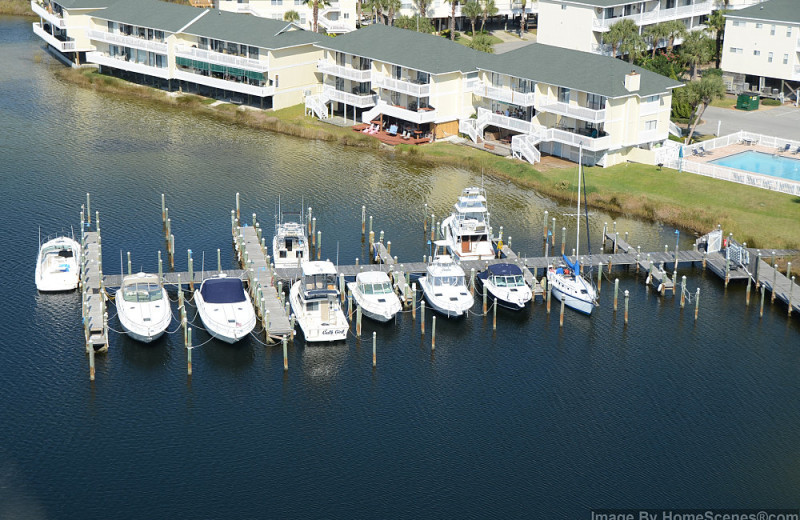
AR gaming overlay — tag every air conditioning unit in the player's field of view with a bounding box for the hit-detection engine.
[304,89,311,96]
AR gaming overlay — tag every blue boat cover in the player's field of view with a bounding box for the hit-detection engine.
[562,254,579,273]
[486,263,523,276]
[201,278,246,304]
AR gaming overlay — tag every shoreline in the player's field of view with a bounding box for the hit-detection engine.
[53,66,800,252]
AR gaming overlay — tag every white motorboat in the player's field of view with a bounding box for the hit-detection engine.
[418,243,474,318]
[440,186,495,261]
[273,206,309,269]
[546,146,598,315]
[35,235,81,292]
[194,274,256,344]
[289,261,348,342]
[346,271,402,323]
[476,263,532,310]
[115,272,171,343]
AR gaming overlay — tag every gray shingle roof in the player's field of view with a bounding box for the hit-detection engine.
[56,0,110,9]
[479,43,683,98]
[183,10,323,50]
[727,0,800,25]
[91,0,202,33]
[314,24,484,74]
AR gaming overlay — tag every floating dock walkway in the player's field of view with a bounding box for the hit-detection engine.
[81,213,108,353]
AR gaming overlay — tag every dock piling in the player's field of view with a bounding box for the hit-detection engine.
[789,276,795,317]
[430,214,435,242]
[492,299,497,331]
[356,304,362,337]
[411,283,417,319]
[169,234,175,268]
[188,250,195,291]
[161,193,165,223]
[421,301,425,335]
[317,231,322,260]
[772,257,778,303]
[86,193,91,224]
[431,316,436,350]
[561,227,566,255]
[559,298,565,328]
[469,268,475,295]
[283,335,288,371]
[88,342,95,381]
[602,222,607,249]
[546,282,551,314]
[694,288,700,321]
[369,215,373,237]
[387,241,391,258]
[186,328,192,376]
[235,192,240,221]
[312,217,317,246]
[217,248,221,272]
[543,211,549,240]
[361,205,366,237]
[483,284,488,315]
[551,218,556,245]
[308,207,312,234]
[760,285,765,318]
[158,251,162,284]
[614,278,619,312]
[372,332,377,367]
[681,276,686,308]
[746,275,751,306]
[624,290,630,326]
[127,251,131,276]
[597,262,602,292]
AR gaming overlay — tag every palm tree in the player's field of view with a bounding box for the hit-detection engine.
[680,30,712,80]
[706,9,727,68]
[664,19,688,53]
[412,0,432,18]
[479,0,497,33]
[384,0,401,25]
[619,30,645,64]
[462,0,482,36]
[606,18,638,59]
[444,0,459,39]
[519,0,526,34]
[283,9,300,23]
[306,0,331,32]
[643,22,670,58]
[684,74,725,144]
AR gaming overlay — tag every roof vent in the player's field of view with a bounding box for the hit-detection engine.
[624,70,640,92]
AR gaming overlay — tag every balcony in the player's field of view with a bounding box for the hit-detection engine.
[373,75,431,98]
[796,38,800,52]
[471,81,536,106]
[88,29,167,53]
[323,85,376,108]
[31,1,65,29]
[173,69,275,97]
[175,45,268,73]
[537,97,606,123]
[477,107,535,134]
[316,59,372,82]
[538,127,612,152]
[639,100,667,117]
[794,65,800,81]
[32,22,92,52]
[592,0,713,31]
[86,51,171,79]
[374,101,437,124]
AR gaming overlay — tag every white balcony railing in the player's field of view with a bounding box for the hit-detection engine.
[793,65,800,80]
[373,76,431,98]
[368,101,437,124]
[88,29,167,53]
[471,81,536,106]
[462,76,480,91]
[537,97,606,123]
[316,60,372,82]
[323,85,377,108]
[174,45,268,72]
[592,0,713,30]
[31,1,66,29]
[86,51,171,79]
[32,22,90,52]
[538,127,612,152]
[478,107,535,134]
[173,69,275,97]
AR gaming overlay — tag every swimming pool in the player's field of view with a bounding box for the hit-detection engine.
[710,150,800,181]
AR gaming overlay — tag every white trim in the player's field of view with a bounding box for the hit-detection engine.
[176,9,211,35]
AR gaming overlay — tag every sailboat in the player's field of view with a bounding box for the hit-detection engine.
[546,145,598,315]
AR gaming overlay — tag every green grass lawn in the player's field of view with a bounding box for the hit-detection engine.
[711,95,738,109]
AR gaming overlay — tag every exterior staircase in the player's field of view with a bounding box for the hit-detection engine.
[511,132,542,164]
[304,93,329,119]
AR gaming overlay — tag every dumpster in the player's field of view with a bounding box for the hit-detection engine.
[736,93,759,111]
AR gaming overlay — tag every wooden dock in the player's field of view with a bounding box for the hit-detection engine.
[754,257,800,315]
[81,226,108,352]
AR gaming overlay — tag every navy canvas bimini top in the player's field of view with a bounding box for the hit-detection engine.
[486,263,523,276]
[201,278,246,304]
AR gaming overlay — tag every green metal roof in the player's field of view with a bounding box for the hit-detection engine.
[183,10,323,50]
[478,43,683,98]
[91,0,202,33]
[55,0,110,9]
[727,0,800,25]
[314,24,484,74]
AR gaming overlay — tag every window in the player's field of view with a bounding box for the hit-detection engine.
[561,3,566,9]
[644,95,659,103]
[770,25,775,35]
[784,53,789,64]
[344,12,349,18]
[768,52,773,63]
[787,27,792,37]
[558,87,570,103]
[729,47,742,54]
[755,23,762,29]
[107,20,117,33]
[644,120,657,131]
[249,46,259,59]
[753,50,760,56]
[271,0,281,5]
[731,20,740,27]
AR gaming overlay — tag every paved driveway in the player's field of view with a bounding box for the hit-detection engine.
[694,104,800,141]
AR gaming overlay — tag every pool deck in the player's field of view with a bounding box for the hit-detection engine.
[688,143,800,164]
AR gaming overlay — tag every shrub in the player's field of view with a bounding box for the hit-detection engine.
[440,29,460,40]
[761,98,782,106]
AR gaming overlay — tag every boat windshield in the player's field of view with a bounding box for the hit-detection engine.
[494,275,524,287]
[305,273,336,291]
[432,275,464,287]
[123,283,162,303]
[362,282,392,295]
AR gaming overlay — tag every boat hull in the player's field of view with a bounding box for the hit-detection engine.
[548,281,595,315]
[115,287,171,344]
[35,237,81,292]
[346,281,402,323]
[419,277,473,318]
[194,291,256,344]
[478,280,531,310]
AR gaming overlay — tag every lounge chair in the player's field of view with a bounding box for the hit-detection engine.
[692,148,703,157]
[699,145,710,155]
[387,124,398,136]
[778,143,791,153]
[793,146,800,155]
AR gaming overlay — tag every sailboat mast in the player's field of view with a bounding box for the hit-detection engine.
[576,145,582,260]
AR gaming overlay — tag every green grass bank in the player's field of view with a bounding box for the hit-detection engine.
[55,67,800,251]
[0,0,33,15]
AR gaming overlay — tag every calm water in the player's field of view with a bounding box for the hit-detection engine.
[2,17,800,519]
[711,150,800,181]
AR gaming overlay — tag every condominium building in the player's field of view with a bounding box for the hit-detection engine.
[537,0,713,57]
[218,0,358,34]
[461,43,681,166]
[720,0,800,98]
[33,0,324,109]
[307,24,484,138]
